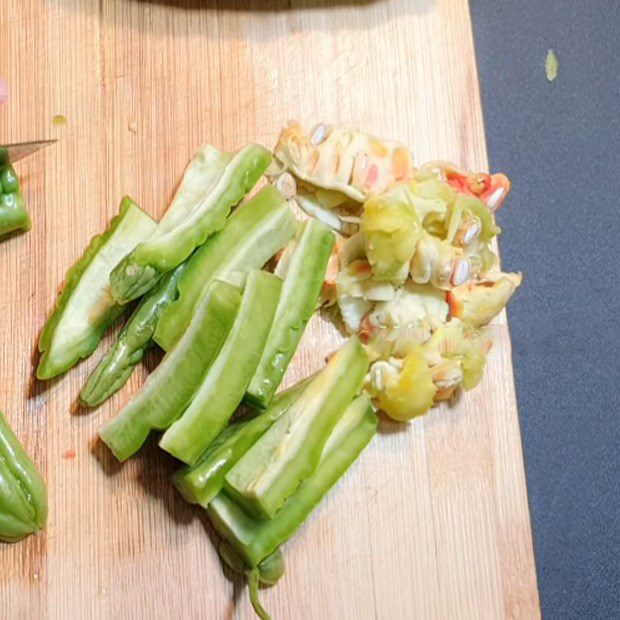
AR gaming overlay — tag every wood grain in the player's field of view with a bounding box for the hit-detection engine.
[0,1,540,618]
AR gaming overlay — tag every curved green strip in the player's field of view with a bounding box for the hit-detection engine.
[110,144,272,303]
[246,218,335,408]
[37,197,156,380]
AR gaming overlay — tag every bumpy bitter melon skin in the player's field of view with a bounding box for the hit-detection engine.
[0,410,47,543]
[109,144,273,304]
[0,150,31,237]
[37,197,157,380]
[80,262,187,407]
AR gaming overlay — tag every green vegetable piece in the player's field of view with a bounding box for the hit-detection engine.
[245,218,335,409]
[110,144,272,304]
[160,271,283,465]
[154,185,297,351]
[80,262,187,407]
[0,410,47,542]
[208,393,377,567]
[224,337,369,520]
[173,377,312,506]
[98,280,241,461]
[545,49,559,82]
[217,538,248,575]
[37,198,157,380]
[254,549,284,586]
[218,540,284,586]
[0,157,31,238]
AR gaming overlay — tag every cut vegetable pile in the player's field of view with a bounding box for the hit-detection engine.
[271,123,521,420]
[36,124,522,618]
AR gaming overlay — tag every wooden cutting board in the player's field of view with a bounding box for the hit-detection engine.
[0,1,540,618]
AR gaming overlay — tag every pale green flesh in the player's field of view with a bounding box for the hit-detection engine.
[224,338,369,519]
[136,145,262,271]
[39,203,156,378]
[98,281,241,461]
[0,456,38,534]
[160,271,283,465]
[209,492,257,549]
[246,218,335,408]
[172,376,313,507]
[208,394,377,567]
[110,144,272,303]
[137,145,260,261]
[0,410,47,541]
[153,146,233,237]
[154,186,297,351]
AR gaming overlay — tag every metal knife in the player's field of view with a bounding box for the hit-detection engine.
[0,140,56,163]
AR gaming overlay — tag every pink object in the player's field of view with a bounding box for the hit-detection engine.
[0,78,8,105]
[365,163,379,189]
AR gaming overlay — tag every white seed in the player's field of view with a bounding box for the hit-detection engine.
[274,172,297,199]
[486,187,506,211]
[451,257,471,286]
[462,221,481,246]
[310,123,328,145]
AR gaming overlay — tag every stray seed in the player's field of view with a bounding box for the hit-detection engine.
[274,172,297,199]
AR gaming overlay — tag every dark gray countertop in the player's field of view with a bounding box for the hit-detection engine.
[470,1,620,618]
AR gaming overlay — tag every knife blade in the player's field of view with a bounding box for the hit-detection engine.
[0,140,56,163]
